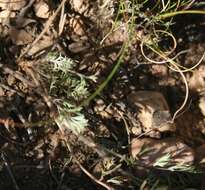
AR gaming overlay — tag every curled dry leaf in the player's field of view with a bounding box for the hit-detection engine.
[0,0,26,10]
[131,138,194,168]
[9,27,33,45]
[34,1,50,19]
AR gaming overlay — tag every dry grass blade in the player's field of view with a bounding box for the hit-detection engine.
[141,43,189,122]
[58,2,66,35]
[75,158,114,190]
[19,0,67,59]
[56,123,114,190]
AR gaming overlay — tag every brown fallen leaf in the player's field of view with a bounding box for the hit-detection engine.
[34,1,50,19]
[14,17,36,28]
[68,16,85,38]
[68,41,90,53]
[0,10,15,24]
[27,36,54,56]
[0,0,26,10]
[104,24,128,46]
[131,138,194,168]
[9,27,33,45]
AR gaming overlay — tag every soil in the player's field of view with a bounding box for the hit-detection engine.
[0,1,204,190]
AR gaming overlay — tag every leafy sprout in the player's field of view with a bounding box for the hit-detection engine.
[45,53,94,134]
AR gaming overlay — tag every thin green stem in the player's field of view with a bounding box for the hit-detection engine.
[80,42,128,107]
[80,0,137,107]
[158,10,205,19]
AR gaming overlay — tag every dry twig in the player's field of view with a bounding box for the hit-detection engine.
[75,158,114,190]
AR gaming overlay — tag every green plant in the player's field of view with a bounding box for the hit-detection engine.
[45,1,204,189]
[45,53,96,134]
[81,0,205,108]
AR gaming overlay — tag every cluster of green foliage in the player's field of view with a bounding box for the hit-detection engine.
[46,53,96,134]
[45,0,205,188]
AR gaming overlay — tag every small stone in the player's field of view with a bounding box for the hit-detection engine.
[7,74,15,86]
[189,65,205,92]
[34,1,49,19]
[131,126,142,136]
[72,0,83,10]
[127,91,176,138]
